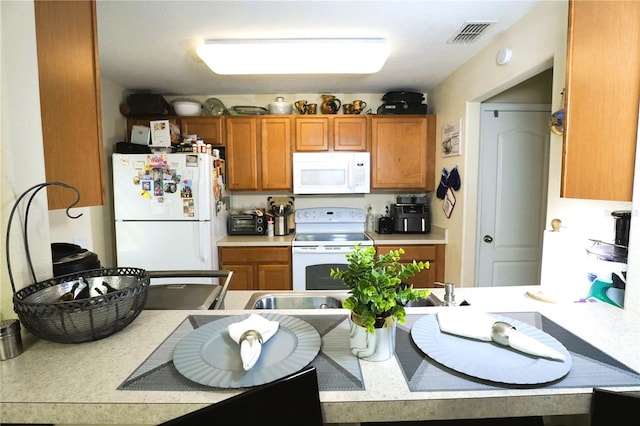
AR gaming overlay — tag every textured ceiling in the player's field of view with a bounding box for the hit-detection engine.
[96,0,539,96]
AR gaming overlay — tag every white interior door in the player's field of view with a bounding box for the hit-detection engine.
[476,104,550,286]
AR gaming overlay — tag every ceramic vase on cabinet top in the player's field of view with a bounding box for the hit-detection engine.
[320,95,341,114]
[268,97,293,115]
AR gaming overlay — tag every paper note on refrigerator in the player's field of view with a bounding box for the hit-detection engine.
[151,199,172,216]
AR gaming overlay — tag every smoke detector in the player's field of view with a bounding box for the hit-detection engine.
[447,22,495,44]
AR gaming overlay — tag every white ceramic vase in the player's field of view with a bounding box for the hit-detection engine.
[348,312,396,362]
[268,97,292,115]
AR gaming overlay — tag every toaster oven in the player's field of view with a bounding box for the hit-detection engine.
[227,213,266,235]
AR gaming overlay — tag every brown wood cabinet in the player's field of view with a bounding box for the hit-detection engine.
[375,244,445,288]
[562,0,640,201]
[260,117,293,190]
[370,115,436,190]
[294,116,367,151]
[219,246,292,290]
[181,116,224,146]
[35,0,105,209]
[295,116,329,151]
[333,116,369,151]
[122,114,437,193]
[225,117,259,190]
[225,117,293,191]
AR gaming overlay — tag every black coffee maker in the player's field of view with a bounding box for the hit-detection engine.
[390,196,430,234]
[588,210,631,263]
[612,210,631,248]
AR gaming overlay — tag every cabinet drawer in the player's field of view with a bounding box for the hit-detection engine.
[219,247,290,263]
[376,245,436,260]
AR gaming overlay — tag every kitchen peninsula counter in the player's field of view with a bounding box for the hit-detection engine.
[1,286,638,425]
[216,225,447,247]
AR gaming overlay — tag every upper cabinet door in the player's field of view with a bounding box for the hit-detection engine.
[225,117,259,190]
[261,117,292,190]
[562,0,640,201]
[333,116,368,151]
[294,117,331,151]
[181,117,225,146]
[35,0,105,209]
[371,116,436,190]
[294,116,368,152]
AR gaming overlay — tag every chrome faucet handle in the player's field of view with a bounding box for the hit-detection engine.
[434,282,456,306]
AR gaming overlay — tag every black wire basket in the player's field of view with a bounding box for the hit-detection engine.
[6,182,150,344]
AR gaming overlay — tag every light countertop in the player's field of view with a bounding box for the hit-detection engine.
[1,286,638,425]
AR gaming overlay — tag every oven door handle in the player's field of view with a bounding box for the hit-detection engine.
[292,246,358,253]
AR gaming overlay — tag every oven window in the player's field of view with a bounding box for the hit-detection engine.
[305,263,349,290]
[231,218,255,230]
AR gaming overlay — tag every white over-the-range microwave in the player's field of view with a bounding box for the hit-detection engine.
[292,152,371,194]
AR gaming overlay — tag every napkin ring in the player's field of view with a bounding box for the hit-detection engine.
[239,329,263,345]
[491,321,516,346]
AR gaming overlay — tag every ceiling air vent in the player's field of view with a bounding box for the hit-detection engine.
[447,22,494,44]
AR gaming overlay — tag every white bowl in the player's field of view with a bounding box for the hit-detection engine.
[173,101,202,116]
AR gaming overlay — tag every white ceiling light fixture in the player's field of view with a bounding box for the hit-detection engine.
[196,39,390,75]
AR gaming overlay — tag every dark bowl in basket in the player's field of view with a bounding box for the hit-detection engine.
[13,267,150,344]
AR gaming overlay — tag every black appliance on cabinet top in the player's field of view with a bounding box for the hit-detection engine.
[377,91,428,115]
[390,196,430,234]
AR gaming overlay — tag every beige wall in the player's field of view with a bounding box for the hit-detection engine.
[1,1,52,317]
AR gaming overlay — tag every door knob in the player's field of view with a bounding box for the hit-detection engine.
[483,235,493,243]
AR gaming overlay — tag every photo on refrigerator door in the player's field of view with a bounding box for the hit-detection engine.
[183,199,195,217]
[164,181,177,194]
[181,179,193,198]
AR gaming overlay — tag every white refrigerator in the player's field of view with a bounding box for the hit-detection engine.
[113,152,227,285]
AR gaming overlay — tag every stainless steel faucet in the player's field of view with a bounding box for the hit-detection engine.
[435,282,456,306]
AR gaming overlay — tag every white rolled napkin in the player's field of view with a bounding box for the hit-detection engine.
[436,310,566,361]
[436,310,495,341]
[501,326,566,361]
[228,314,280,371]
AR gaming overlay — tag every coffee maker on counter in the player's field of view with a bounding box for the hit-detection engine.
[390,196,430,234]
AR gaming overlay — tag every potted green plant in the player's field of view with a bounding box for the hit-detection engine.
[330,244,430,361]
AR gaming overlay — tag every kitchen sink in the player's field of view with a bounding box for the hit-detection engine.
[245,292,347,310]
[245,291,443,310]
[403,293,443,307]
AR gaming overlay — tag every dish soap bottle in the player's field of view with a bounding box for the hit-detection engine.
[267,216,275,237]
[366,205,374,233]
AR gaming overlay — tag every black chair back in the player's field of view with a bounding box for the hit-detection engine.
[591,388,640,426]
[160,366,323,426]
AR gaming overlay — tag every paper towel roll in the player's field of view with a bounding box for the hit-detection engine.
[539,230,590,302]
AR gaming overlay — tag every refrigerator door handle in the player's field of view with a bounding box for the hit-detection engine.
[197,154,213,220]
[199,221,210,264]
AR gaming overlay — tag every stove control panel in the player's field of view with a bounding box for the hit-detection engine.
[295,207,365,224]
